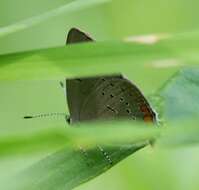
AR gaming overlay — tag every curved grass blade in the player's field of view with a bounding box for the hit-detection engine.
[0,30,199,93]
[0,0,110,38]
[7,143,147,190]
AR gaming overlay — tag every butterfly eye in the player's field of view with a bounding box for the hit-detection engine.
[102,92,105,96]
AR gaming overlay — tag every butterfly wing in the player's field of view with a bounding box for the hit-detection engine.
[66,28,94,44]
[66,75,156,123]
[66,74,123,123]
[65,29,156,123]
[65,28,155,165]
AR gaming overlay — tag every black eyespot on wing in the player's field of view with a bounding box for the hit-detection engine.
[120,97,124,102]
[126,102,129,106]
[126,109,131,114]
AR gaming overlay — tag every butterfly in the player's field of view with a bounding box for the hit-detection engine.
[24,28,156,124]
[65,28,156,124]
[65,28,157,165]
[23,28,157,166]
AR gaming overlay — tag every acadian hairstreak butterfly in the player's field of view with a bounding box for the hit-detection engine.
[66,74,156,124]
[24,28,156,166]
[24,28,156,124]
[66,28,157,166]
[65,28,156,124]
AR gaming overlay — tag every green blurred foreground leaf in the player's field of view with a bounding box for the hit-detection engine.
[3,119,199,190]
[161,68,199,120]
[0,0,110,37]
[7,143,146,190]
[1,30,199,190]
[1,30,199,93]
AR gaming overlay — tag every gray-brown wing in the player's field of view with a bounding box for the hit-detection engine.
[66,75,122,122]
[66,28,93,44]
[66,75,156,123]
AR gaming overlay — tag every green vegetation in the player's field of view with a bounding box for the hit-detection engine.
[0,0,199,190]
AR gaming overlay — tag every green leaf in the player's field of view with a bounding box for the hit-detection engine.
[1,31,199,92]
[160,68,199,120]
[8,144,146,190]
[0,0,110,38]
[1,30,199,190]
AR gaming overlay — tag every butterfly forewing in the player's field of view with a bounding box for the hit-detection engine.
[66,28,93,44]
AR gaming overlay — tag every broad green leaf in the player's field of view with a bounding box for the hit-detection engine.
[7,144,146,190]
[0,78,157,190]
[160,68,199,120]
[157,120,199,147]
[3,120,199,190]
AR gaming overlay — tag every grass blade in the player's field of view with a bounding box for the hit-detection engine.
[0,0,110,37]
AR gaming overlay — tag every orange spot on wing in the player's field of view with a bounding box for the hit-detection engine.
[144,115,153,122]
[140,105,154,123]
[140,105,150,113]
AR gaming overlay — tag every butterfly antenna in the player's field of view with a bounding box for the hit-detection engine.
[23,113,69,120]
[23,113,71,124]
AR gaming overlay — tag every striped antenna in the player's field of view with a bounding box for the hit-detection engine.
[23,113,70,123]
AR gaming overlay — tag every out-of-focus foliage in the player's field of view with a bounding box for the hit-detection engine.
[0,0,199,190]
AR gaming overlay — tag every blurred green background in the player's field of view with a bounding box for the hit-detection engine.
[0,0,199,190]
[1,0,199,54]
